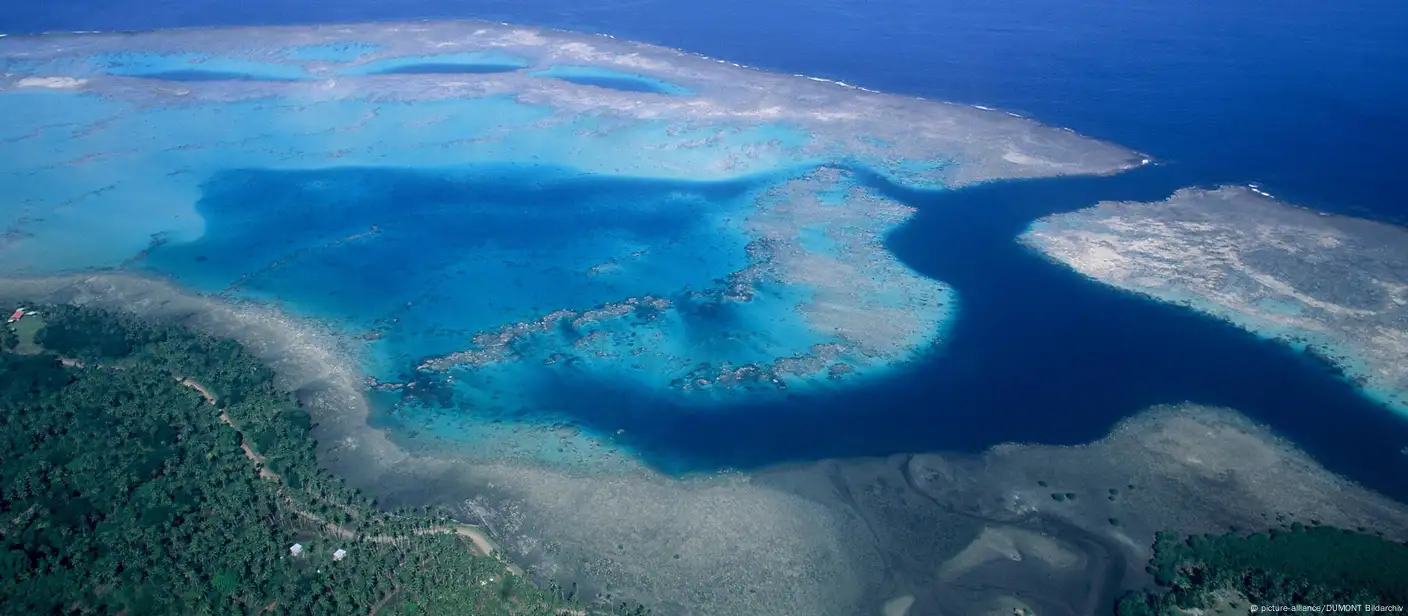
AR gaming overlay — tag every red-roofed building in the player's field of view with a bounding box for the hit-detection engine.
[6,309,23,324]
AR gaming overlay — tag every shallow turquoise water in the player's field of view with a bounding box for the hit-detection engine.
[340,51,530,75]
[1,18,1404,500]
[94,52,314,80]
[282,42,384,63]
[144,165,757,370]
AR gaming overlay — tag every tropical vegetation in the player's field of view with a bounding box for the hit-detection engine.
[0,304,619,615]
[1116,524,1408,615]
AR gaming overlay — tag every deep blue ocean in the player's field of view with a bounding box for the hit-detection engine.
[8,1,1408,499]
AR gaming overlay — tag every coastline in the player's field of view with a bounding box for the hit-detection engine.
[0,271,878,616]
[7,271,1408,616]
[0,21,1402,616]
[0,272,412,473]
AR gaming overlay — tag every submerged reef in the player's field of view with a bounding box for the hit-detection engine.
[0,20,1139,273]
[0,20,1141,441]
[0,274,877,616]
[7,276,1408,616]
[1022,186,1408,414]
[410,166,954,402]
[3,19,1406,616]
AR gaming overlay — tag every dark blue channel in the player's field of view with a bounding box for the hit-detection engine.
[541,75,679,95]
[365,63,524,75]
[532,163,1408,501]
[117,69,306,82]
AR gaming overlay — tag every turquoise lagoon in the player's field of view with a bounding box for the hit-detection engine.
[0,21,1143,469]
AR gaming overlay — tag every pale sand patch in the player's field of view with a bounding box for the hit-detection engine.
[1002,151,1042,165]
[15,76,87,89]
[447,524,500,559]
[882,595,915,616]
[937,526,1081,582]
[977,596,1038,616]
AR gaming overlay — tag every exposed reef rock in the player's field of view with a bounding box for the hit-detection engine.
[1023,186,1408,414]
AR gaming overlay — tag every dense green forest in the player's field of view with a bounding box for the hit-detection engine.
[1116,524,1408,615]
[0,304,620,615]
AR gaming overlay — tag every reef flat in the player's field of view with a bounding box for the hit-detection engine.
[1022,186,1408,415]
[10,275,1405,616]
[0,20,1141,272]
[0,273,877,616]
[0,20,1144,467]
[0,20,1165,614]
[760,403,1408,616]
[408,166,955,407]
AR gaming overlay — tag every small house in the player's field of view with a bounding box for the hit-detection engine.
[6,309,23,324]
[289,543,303,557]
[332,549,347,561]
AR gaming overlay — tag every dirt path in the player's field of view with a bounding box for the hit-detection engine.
[178,377,216,404]
[296,509,498,558]
[178,377,512,573]
[179,377,279,480]
[367,588,399,616]
[218,409,277,479]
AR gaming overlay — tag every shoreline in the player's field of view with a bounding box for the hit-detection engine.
[7,271,1408,616]
[0,272,414,474]
[0,271,874,616]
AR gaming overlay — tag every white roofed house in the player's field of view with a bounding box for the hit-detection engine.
[332,549,347,561]
[289,543,303,557]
